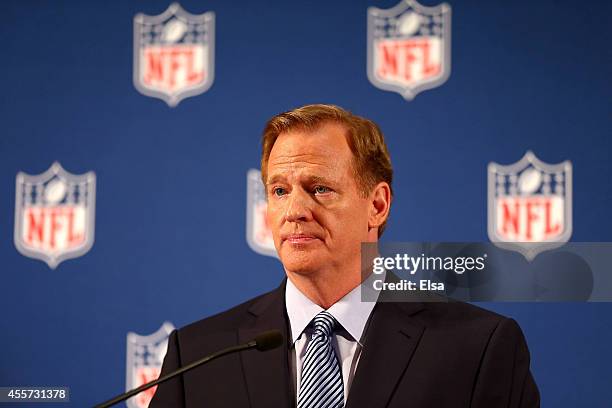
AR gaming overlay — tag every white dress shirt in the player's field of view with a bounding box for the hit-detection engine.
[285,276,379,405]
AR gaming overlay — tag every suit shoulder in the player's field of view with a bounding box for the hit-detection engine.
[178,286,281,338]
[409,301,527,353]
[419,300,509,331]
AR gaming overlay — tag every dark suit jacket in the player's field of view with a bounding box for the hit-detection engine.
[150,280,539,407]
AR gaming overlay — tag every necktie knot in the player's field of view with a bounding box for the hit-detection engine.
[311,311,338,338]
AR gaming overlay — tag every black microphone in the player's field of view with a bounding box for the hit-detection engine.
[93,330,283,408]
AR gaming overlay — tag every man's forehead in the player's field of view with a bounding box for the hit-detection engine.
[266,155,343,182]
[269,122,351,161]
[264,122,357,187]
[266,171,334,186]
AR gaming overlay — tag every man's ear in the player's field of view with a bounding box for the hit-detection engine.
[368,181,391,230]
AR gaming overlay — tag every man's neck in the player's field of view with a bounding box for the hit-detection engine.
[285,269,363,309]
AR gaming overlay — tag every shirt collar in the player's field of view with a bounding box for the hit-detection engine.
[285,272,380,346]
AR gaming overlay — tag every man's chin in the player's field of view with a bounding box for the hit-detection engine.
[281,239,331,267]
[279,253,324,277]
[281,259,321,275]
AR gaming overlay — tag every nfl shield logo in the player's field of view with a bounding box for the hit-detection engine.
[246,169,278,258]
[14,162,96,269]
[367,0,451,100]
[133,3,215,107]
[488,151,573,260]
[126,322,175,408]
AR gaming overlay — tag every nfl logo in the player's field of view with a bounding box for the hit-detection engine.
[488,151,573,260]
[133,3,215,107]
[126,322,175,408]
[14,162,96,269]
[246,169,278,258]
[367,0,451,100]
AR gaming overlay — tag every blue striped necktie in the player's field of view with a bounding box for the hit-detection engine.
[297,311,344,408]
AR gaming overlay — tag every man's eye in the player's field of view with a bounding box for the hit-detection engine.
[273,187,286,196]
[314,186,331,194]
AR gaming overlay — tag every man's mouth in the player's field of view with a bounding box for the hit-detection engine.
[282,233,319,244]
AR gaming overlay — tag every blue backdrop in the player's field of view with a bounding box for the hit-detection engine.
[0,0,610,406]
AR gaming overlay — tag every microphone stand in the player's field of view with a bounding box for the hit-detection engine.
[94,341,257,408]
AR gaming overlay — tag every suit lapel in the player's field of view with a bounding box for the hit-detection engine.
[238,280,293,408]
[346,301,425,408]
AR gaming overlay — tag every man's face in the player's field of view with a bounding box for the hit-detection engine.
[265,122,372,276]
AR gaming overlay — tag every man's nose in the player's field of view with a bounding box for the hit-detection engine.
[285,189,313,223]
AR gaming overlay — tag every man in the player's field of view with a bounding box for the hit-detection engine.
[150,104,540,407]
